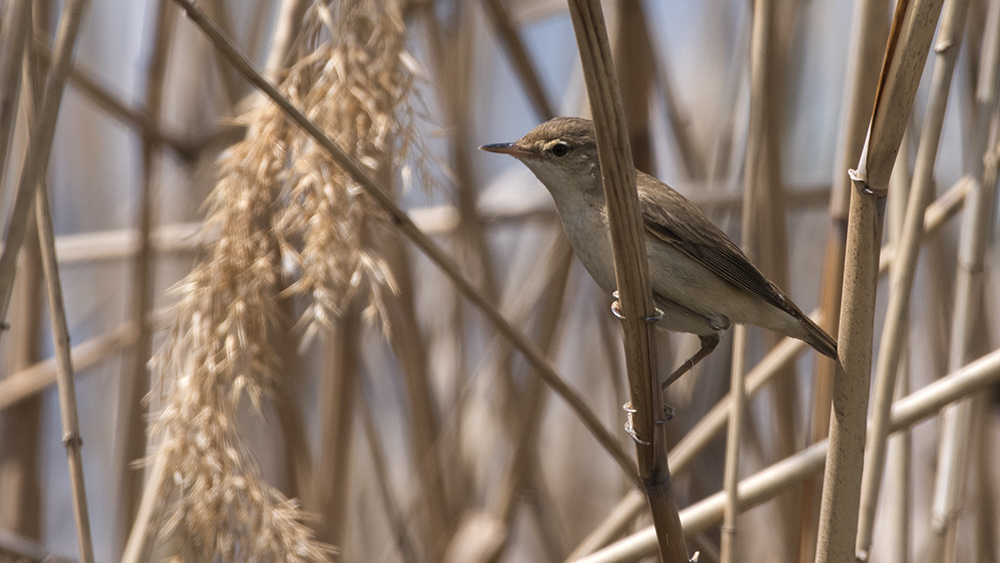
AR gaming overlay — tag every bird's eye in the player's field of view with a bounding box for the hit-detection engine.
[550,142,571,157]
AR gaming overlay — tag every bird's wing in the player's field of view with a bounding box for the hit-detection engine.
[636,172,794,316]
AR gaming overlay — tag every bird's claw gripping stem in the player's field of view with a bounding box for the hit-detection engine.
[611,291,664,322]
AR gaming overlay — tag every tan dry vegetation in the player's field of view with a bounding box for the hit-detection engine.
[0,1,999,563]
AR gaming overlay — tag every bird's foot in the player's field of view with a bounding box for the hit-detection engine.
[622,402,649,445]
[610,291,664,322]
[623,402,673,445]
[662,403,675,421]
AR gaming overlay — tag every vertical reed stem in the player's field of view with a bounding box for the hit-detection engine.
[566,1,687,560]
[855,1,971,556]
[930,0,1000,555]
[816,2,945,561]
[112,2,175,556]
[35,171,95,563]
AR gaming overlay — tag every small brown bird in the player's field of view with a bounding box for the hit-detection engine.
[481,117,836,387]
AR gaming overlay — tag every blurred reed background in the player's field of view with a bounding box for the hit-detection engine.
[0,0,998,562]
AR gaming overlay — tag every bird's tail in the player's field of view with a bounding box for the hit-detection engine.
[796,314,838,359]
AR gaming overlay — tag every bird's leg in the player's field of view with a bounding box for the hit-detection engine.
[610,292,721,423]
[610,291,724,391]
[661,333,720,391]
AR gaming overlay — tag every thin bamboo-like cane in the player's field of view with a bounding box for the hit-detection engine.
[706,8,751,184]
[34,172,94,563]
[814,0,891,354]
[481,0,556,120]
[200,0,244,110]
[0,529,75,563]
[430,9,503,499]
[576,347,1000,563]
[613,0,655,175]
[816,0,945,560]
[380,165,451,552]
[885,356,913,561]
[721,1,778,556]
[261,0,308,79]
[855,1,971,556]
[30,38,194,160]
[648,40,705,182]
[966,395,995,562]
[928,1,1000,557]
[486,237,574,560]
[111,2,175,556]
[430,0,573,535]
[314,310,360,548]
[798,2,888,557]
[427,229,578,555]
[445,3,500,302]
[720,325,747,562]
[496,240,575,514]
[52,222,201,263]
[464,231,574,405]
[0,237,43,536]
[972,393,998,562]
[475,0,566,404]
[435,228,585,495]
[751,5,803,552]
[120,444,166,563]
[0,2,42,537]
[0,0,30,198]
[13,27,94,560]
[0,0,90,339]
[0,321,138,409]
[169,0,641,487]
[566,1,687,560]
[448,5,565,455]
[358,379,421,563]
[42,186,832,263]
[883,126,914,563]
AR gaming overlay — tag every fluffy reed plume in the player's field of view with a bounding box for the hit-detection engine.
[148,1,422,560]
[277,0,426,336]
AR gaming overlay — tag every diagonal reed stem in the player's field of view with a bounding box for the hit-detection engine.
[169,0,640,487]
[0,0,90,338]
[481,0,556,120]
[0,0,30,198]
[576,347,1000,563]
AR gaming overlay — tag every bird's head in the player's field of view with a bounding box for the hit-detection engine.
[480,117,602,199]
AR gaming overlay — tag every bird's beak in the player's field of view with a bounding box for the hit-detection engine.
[479,142,534,159]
